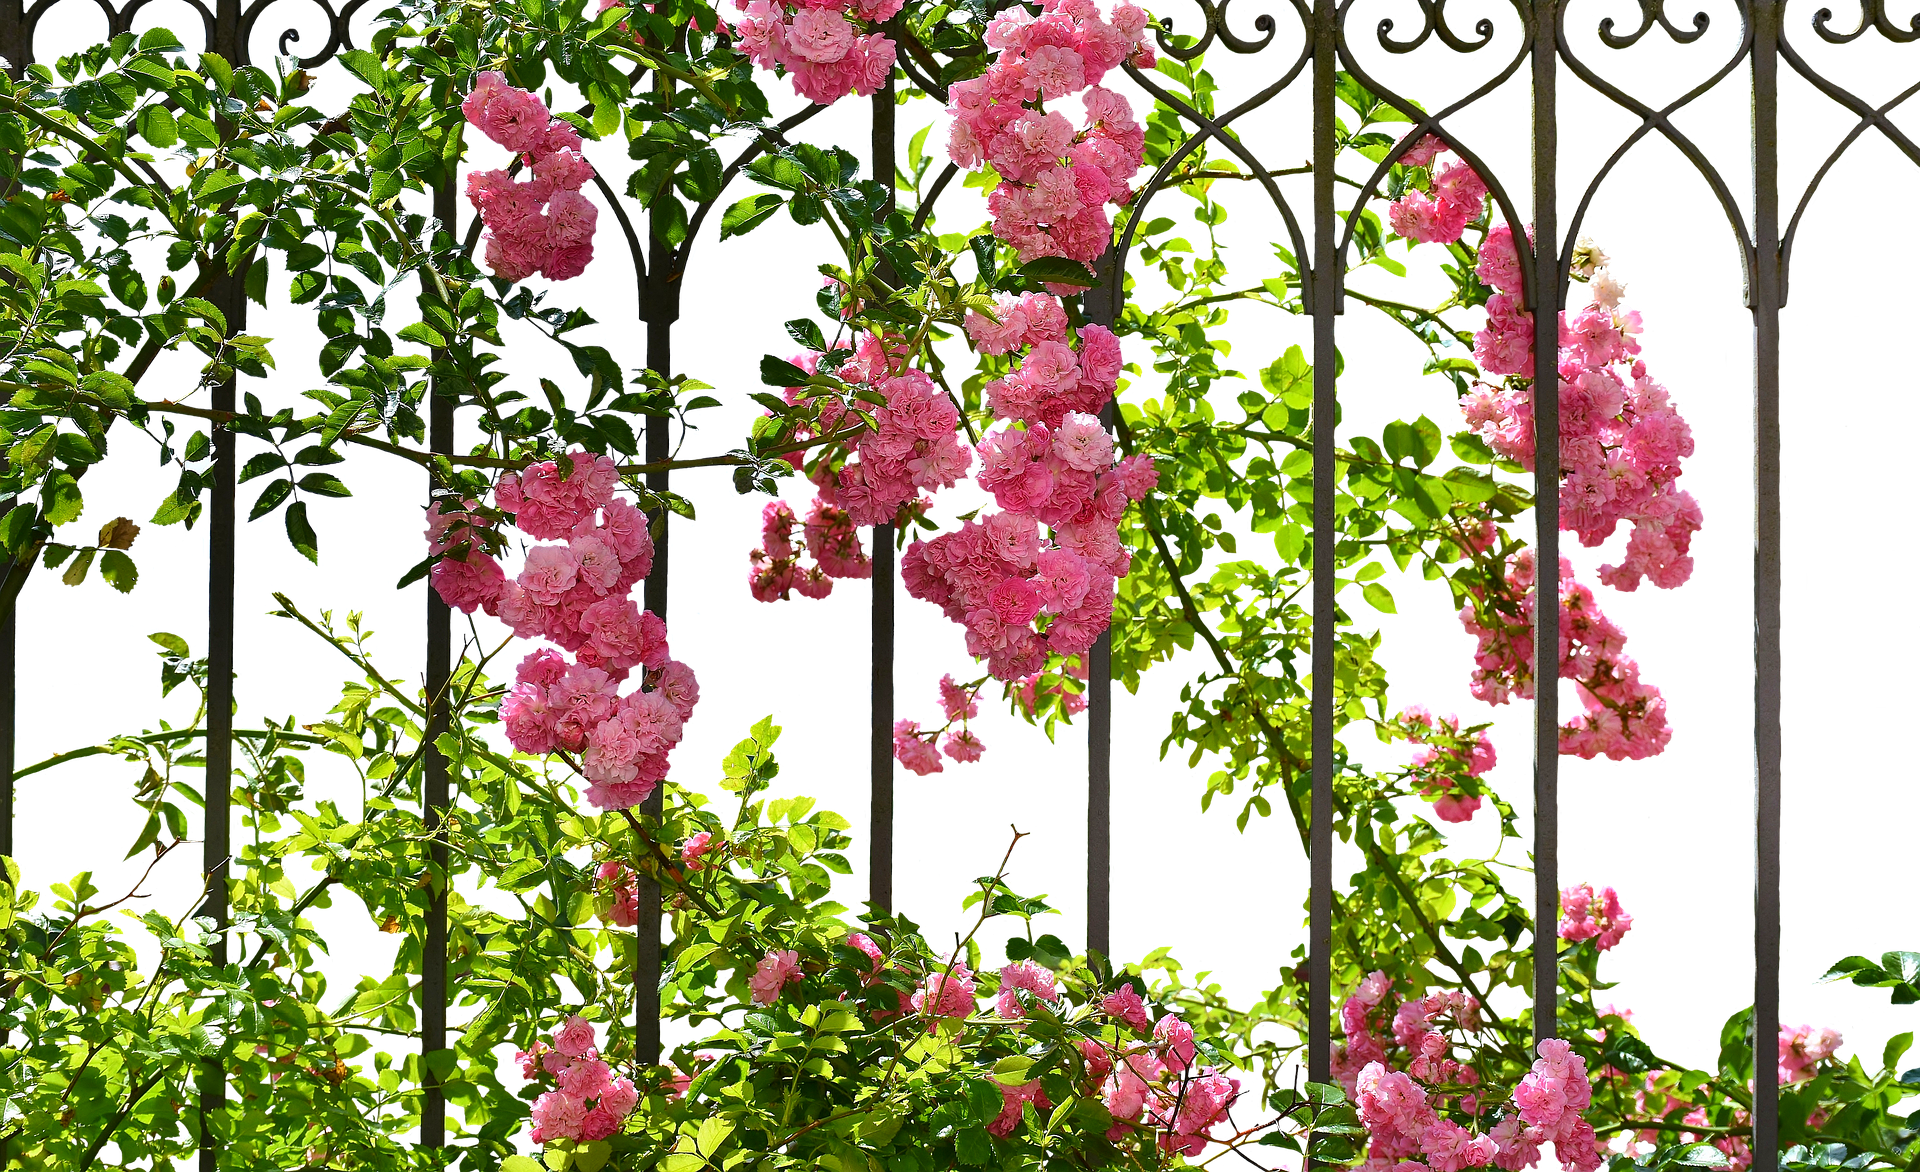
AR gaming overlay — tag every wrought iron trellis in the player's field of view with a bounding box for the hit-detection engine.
[0,0,1913,1161]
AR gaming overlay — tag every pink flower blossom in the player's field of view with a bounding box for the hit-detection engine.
[750,949,802,1005]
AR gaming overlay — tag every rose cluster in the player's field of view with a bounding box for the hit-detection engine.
[1387,136,1489,246]
[1465,238,1702,593]
[902,298,1155,684]
[425,450,701,810]
[461,72,600,282]
[1778,1023,1844,1086]
[958,965,1242,1156]
[1091,1008,1242,1156]
[1382,206,1697,760]
[726,0,899,105]
[1398,706,1496,824]
[892,673,986,775]
[1450,231,1697,752]
[747,935,1239,1155]
[1557,882,1632,951]
[1457,550,1670,761]
[1339,971,1602,1172]
[946,0,1154,275]
[515,1016,640,1145]
[746,333,971,597]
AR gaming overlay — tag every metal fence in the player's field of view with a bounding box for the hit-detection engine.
[2,0,1911,1163]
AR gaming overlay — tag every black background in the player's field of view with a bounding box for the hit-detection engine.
[15,0,1920,1083]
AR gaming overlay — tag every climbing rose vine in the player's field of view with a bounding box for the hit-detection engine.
[1363,137,1703,763]
[429,451,700,810]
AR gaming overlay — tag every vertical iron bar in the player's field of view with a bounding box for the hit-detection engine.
[196,11,241,1160]
[870,78,896,915]
[869,527,894,914]
[419,176,457,1154]
[199,8,243,1165]
[0,0,23,79]
[0,568,12,856]
[1083,254,1115,961]
[0,586,9,860]
[637,229,674,1067]
[1529,0,1561,1050]
[1750,0,1782,1163]
[1306,0,1338,1090]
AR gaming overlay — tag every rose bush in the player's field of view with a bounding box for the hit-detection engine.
[0,1,1914,1171]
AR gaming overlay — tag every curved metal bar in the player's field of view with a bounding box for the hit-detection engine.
[1112,19,1315,309]
[1557,0,1754,305]
[592,168,651,318]
[1217,2,1282,51]
[1377,0,1497,54]
[1331,0,1535,297]
[1774,27,1912,303]
[1597,0,1712,47]
[238,0,373,66]
[23,0,114,47]
[1873,0,1920,40]
[678,103,825,271]
[1811,0,1920,42]
[1151,0,1284,59]
[114,0,208,38]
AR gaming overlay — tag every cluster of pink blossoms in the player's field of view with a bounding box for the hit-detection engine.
[593,860,640,927]
[1088,1009,1241,1155]
[726,0,898,104]
[1387,136,1489,246]
[1399,706,1496,824]
[515,1016,640,1144]
[1338,970,1604,1172]
[1466,235,1702,593]
[946,0,1153,274]
[1779,1023,1845,1085]
[758,300,1154,762]
[1382,163,1695,760]
[752,331,974,570]
[893,674,986,775]
[1443,230,1689,756]
[426,451,700,810]
[1557,883,1632,951]
[901,297,1154,683]
[1457,549,1669,760]
[461,73,599,282]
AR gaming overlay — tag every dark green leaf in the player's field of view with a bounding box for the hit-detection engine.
[1017,257,1097,288]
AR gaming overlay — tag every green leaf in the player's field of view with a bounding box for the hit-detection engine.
[82,370,136,409]
[100,550,137,593]
[1382,420,1415,464]
[248,479,292,520]
[1822,955,1879,982]
[1881,951,1920,985]
[1361,582,1396,613]
[137,105,178,148]
[718,190,783,238]
[992,1055,1035,1085]
[297,473,352,498]
[573,1143,613,1172]
[43,471,84,525]
[198,51,233,93]
[954,1126,992,1166]
[285,501,318,564]
[1017,257,1097,288]
[1884,1032,1912,1072]
[502,1158,546,1172]
[760,355,813,388]
[695,1117,734,1157]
